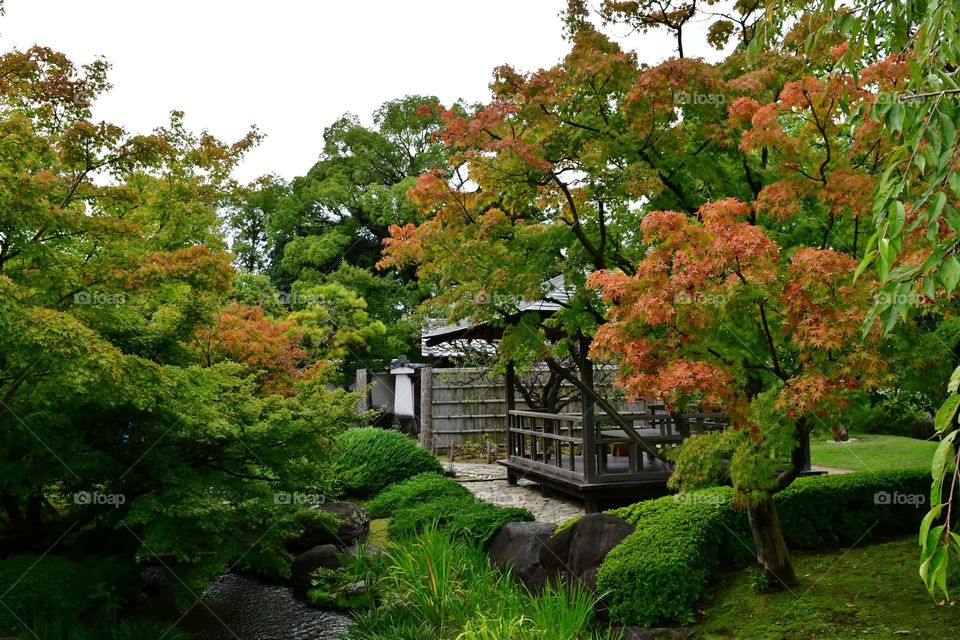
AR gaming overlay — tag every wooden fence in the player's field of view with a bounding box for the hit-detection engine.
[417,365,629,451]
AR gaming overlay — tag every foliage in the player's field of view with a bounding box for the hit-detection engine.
[234,95,459,376]
[792,0,960,599]
[347,528,611,640]
[190,302,321,394]
[307,543,389,610]
[0,554,186,638]
[377,0,958,585]
[388,494,534,548]
[332,428,443,499]
[599,470,931,625]
[225,175,287,273]
[0,44,363,612]
[553,515,581,534]
[0,554,127,629]
[364,472,473,518]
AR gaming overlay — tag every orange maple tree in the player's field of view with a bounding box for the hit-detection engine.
[192,303,320,396]
[380,7,948,587]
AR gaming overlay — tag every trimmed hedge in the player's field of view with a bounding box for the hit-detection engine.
[365,471,535,548]
[777,470,929,548]
[598,469,930,626]
[332,427,443,498]
[389,495,535,547]
[365,472,473,518]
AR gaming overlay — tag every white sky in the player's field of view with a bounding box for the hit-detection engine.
[0,0,722,183]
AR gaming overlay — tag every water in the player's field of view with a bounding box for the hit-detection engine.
[183,573,351,640]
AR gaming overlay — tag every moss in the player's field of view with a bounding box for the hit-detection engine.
[367,518,391,548]
[693,538,957,639]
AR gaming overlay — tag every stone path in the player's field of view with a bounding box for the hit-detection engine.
[446,461,852,524]
[811,464,854,474]
[446,461,585,524]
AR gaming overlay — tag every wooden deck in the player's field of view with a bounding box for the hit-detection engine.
[500,405,726,512]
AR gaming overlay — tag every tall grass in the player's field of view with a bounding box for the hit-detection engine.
[346,527,614,640]
[11,617,190,640]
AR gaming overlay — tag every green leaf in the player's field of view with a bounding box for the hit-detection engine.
[853,250,878,282]
[931,192,948,221]
[889,201,906,237]
[930,431,958,507]
[888,103,905,133]
[947,365,960,393]
[945,204,960,235]
[942,111,957,147]
[950,172,960,197]
[877,250,891,283]
[934,395,960,433]
[919,505,944,555]
[940,255,960,293]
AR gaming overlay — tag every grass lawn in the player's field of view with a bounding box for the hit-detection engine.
[810,434,937,472]
[693,537,958,639]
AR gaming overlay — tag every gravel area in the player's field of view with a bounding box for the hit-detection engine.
[445,461,585,524]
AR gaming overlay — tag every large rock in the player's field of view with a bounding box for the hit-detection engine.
[486,522,556,591]
[322,501,371,545]
[539,514,634,590]
[291,544,341,592]
[286,501,371,554]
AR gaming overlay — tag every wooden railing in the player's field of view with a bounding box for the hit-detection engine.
[506,407,726,484]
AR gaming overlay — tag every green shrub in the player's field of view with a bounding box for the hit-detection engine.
[388,494,534,547]
[0,554,127,632]
[332,427,442,498]
[365,472,472,518]
[776,469,929,548]
[599,488,750,626]
[598,469,930,626]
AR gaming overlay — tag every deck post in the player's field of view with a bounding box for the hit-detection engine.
[581,358,597,484]
[419,366,433,450]
[355,368,370,413]
[505,361,516,458]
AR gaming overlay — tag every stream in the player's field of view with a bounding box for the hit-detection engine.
[181,573,351,640]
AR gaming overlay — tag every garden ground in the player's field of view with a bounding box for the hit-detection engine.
[693,537,957,639]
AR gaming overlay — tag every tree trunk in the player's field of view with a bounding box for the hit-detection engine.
[747,496,796,589]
